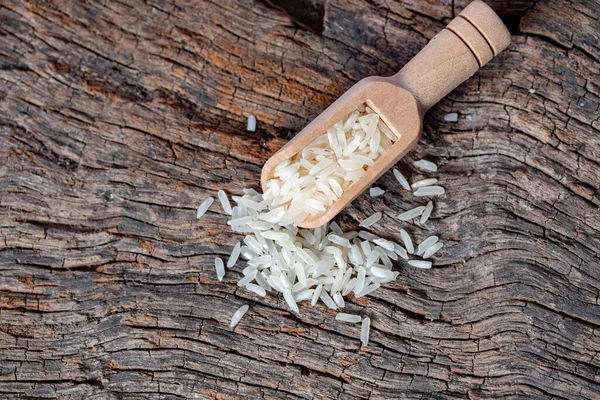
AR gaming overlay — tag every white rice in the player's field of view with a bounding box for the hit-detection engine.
[393,243,409,260]
[400,229,414,254]
[311,284,323,306]
[366,251,379,268]
[295,289,314,302]
[320,290,337,310]
[283,290,299,313]
[237,270,257,286]
[444,113,458,122]
[355,266,366,294]
[369,187,385,197]
[356,283,380,297]
[218,190,232,214]
[359,231,379,241]
[333,292,345,308]
[197,197,214,219]
[255,271,271,291]
[359,211,382,228]
[215,257,225,281]
[247,115,256,132]
[230,304,249,328]
[398,206,426,221]
[246,283,266,297]
[260,231,290,241]
[247,221,273,230]
[263,103,396,225]
[216,141,448,329]
[329,221,343,235]
[416,236,439,256]
[361,317,370,346]
[229,216,252,227]
[373,238,395,252]
[328,234,352,248]
[423,242,443,258]
[408,260,432,269]
[420,201,433,224]
[411,178,438,189]
[414,159,437,172]
[393,169,411,191]
[336,313,361,323]
[227,242,241,267]
[414,186,445,196]
[371,267,395,279]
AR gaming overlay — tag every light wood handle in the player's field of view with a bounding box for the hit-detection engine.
[391,0,510,112]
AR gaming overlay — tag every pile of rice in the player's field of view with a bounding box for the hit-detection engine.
[262,103,397,225]
[196,108,446,346]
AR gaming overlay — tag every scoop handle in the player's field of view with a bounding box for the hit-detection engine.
[391,0,510,113]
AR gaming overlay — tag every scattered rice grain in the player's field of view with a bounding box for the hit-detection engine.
[408,260,432,269]
[369,187,385,197]
[336,313,362,323]
[398,206,426,221]
[230,304,249,328]
[414,186,445,196]
[218,190,232,214]
[420,201,433,224]
[443,113,458,122]
[423,242,443,258]
[414,159,437,172]
[361,317,370,346]
[215,257,225,281]
[411,178,438,189]
[393,169,411,191]
[197,197,214,219]
[400,229,414,254]
[333,292,345,308]
[246,283,266,297]
[227,242,241,268]
[247,115,257,132]
[359,212,382,228]
[283,290,299,313]
[416,236,439,256]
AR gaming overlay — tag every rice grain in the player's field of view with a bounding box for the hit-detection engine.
[361,317,370,346]
[423,242,443,258]
[416,236,439,256]
[400,229,414,254]
[246,283,266,297]
[227,242,241,268]
[369,187,385,197]
[230,304,249,328]
[420,201,433,224]
[359,212,382,228]
[414,159,437,172]
[393,169,411,191]
[218,190,232,214]
[247,115,257,132]
[336,313,362,323]
[197,197,214,219]
[215,257,225,281]
[411,178,438,189]
[414,186,445,196]
[398,206,426,221]
[408,260,432,269]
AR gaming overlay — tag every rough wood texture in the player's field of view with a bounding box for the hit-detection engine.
[0,0,599,398]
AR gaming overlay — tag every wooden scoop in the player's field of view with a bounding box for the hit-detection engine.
[261,0,511,228]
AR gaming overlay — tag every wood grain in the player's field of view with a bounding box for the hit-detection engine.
[0,0,599,398]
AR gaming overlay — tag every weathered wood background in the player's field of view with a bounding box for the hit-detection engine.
[1,0,599,398]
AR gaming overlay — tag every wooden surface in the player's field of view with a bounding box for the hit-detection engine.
[1,0,599,398]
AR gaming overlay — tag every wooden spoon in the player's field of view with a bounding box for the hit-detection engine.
[261,0,511,228]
